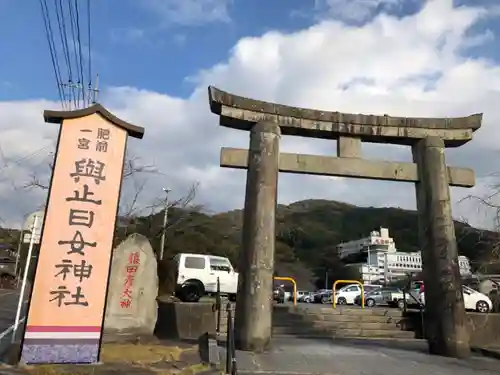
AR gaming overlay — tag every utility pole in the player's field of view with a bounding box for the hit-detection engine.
[159,188,170,261]
[89,73,100,104]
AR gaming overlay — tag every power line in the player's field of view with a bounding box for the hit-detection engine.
[0,145,52,175]
[67,0,83,106]
[74,0,86,105]
[39,0,98,109]
[38,0,65,108]
[55,0,76,108]
[86,0,92,106]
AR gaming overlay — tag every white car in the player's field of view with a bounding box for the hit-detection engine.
[335,284,381,305]
[174,253,239,302]
[420,285,492,313]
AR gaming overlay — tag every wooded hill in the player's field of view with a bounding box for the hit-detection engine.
[119,199,500,290]
[2,199,498,291]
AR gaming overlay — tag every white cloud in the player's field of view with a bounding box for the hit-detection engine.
[1,0,500,231]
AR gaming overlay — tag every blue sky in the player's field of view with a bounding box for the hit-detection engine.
[2,0,497,103]
[1,0,500,229]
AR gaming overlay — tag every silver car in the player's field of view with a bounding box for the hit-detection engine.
[356,287,403,307]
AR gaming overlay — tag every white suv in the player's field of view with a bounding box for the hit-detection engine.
[174,253,239,302]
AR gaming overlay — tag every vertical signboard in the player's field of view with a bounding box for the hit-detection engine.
[20,105,144,364]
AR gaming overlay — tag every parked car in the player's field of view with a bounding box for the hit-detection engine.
[354,287,407,308]
[313,290,333,304]
[173,253,239,302]
[295,290,310,302]
[298,291,313,302]
[420,285,492,313]
[302,292,314,303]
[0,257,16,289]
[335,284,382,305]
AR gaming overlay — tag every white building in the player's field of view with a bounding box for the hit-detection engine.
[338,228,472,283]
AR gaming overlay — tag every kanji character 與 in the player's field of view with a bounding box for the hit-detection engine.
[70,158,106,184]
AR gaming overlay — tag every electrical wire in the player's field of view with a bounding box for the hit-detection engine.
[74,0,86,105]
[55,0,76,108]
[86,0,92,106]
[67,0,83,106]
[38,0,65,108]
[0,145,52,175]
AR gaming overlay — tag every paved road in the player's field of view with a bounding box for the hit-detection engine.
[235,337,500,375]
[0,289,26,357]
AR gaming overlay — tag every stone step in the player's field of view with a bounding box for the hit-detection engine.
[299,312,405,324]
[271,326,415,339]
[299,306,404,317]
[306,320,403,331]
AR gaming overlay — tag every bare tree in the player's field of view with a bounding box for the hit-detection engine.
[459,180,500,274]
[121,182,203,239]
[23,151,159,192]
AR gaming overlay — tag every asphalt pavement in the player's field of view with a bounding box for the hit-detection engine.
[235,336,500,375]
[0,289,25,357]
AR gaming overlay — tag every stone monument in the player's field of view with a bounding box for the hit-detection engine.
[208,85,482,358]
[104,233,158,334]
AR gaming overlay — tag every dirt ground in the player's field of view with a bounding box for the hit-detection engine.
[0,340,219,375]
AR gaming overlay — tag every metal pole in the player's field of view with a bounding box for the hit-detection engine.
[225,302,233,374]
[12,215,38,343]
[14,228,24,278]
[384,252,388,285]
[367,248,371,283]
[159,191,169,261]
[325,271,328,290]
[216,277,221,336]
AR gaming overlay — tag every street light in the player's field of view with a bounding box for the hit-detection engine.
[159,188,171,261]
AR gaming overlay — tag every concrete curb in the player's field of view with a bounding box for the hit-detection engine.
[471,347,500,360]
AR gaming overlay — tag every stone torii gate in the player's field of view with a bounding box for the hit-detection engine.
[208,86,482,358]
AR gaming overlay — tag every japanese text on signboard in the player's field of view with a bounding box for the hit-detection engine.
[50,128,111,308]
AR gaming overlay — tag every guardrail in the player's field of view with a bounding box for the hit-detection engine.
[274,276,297,307]
[332,280,364,309]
